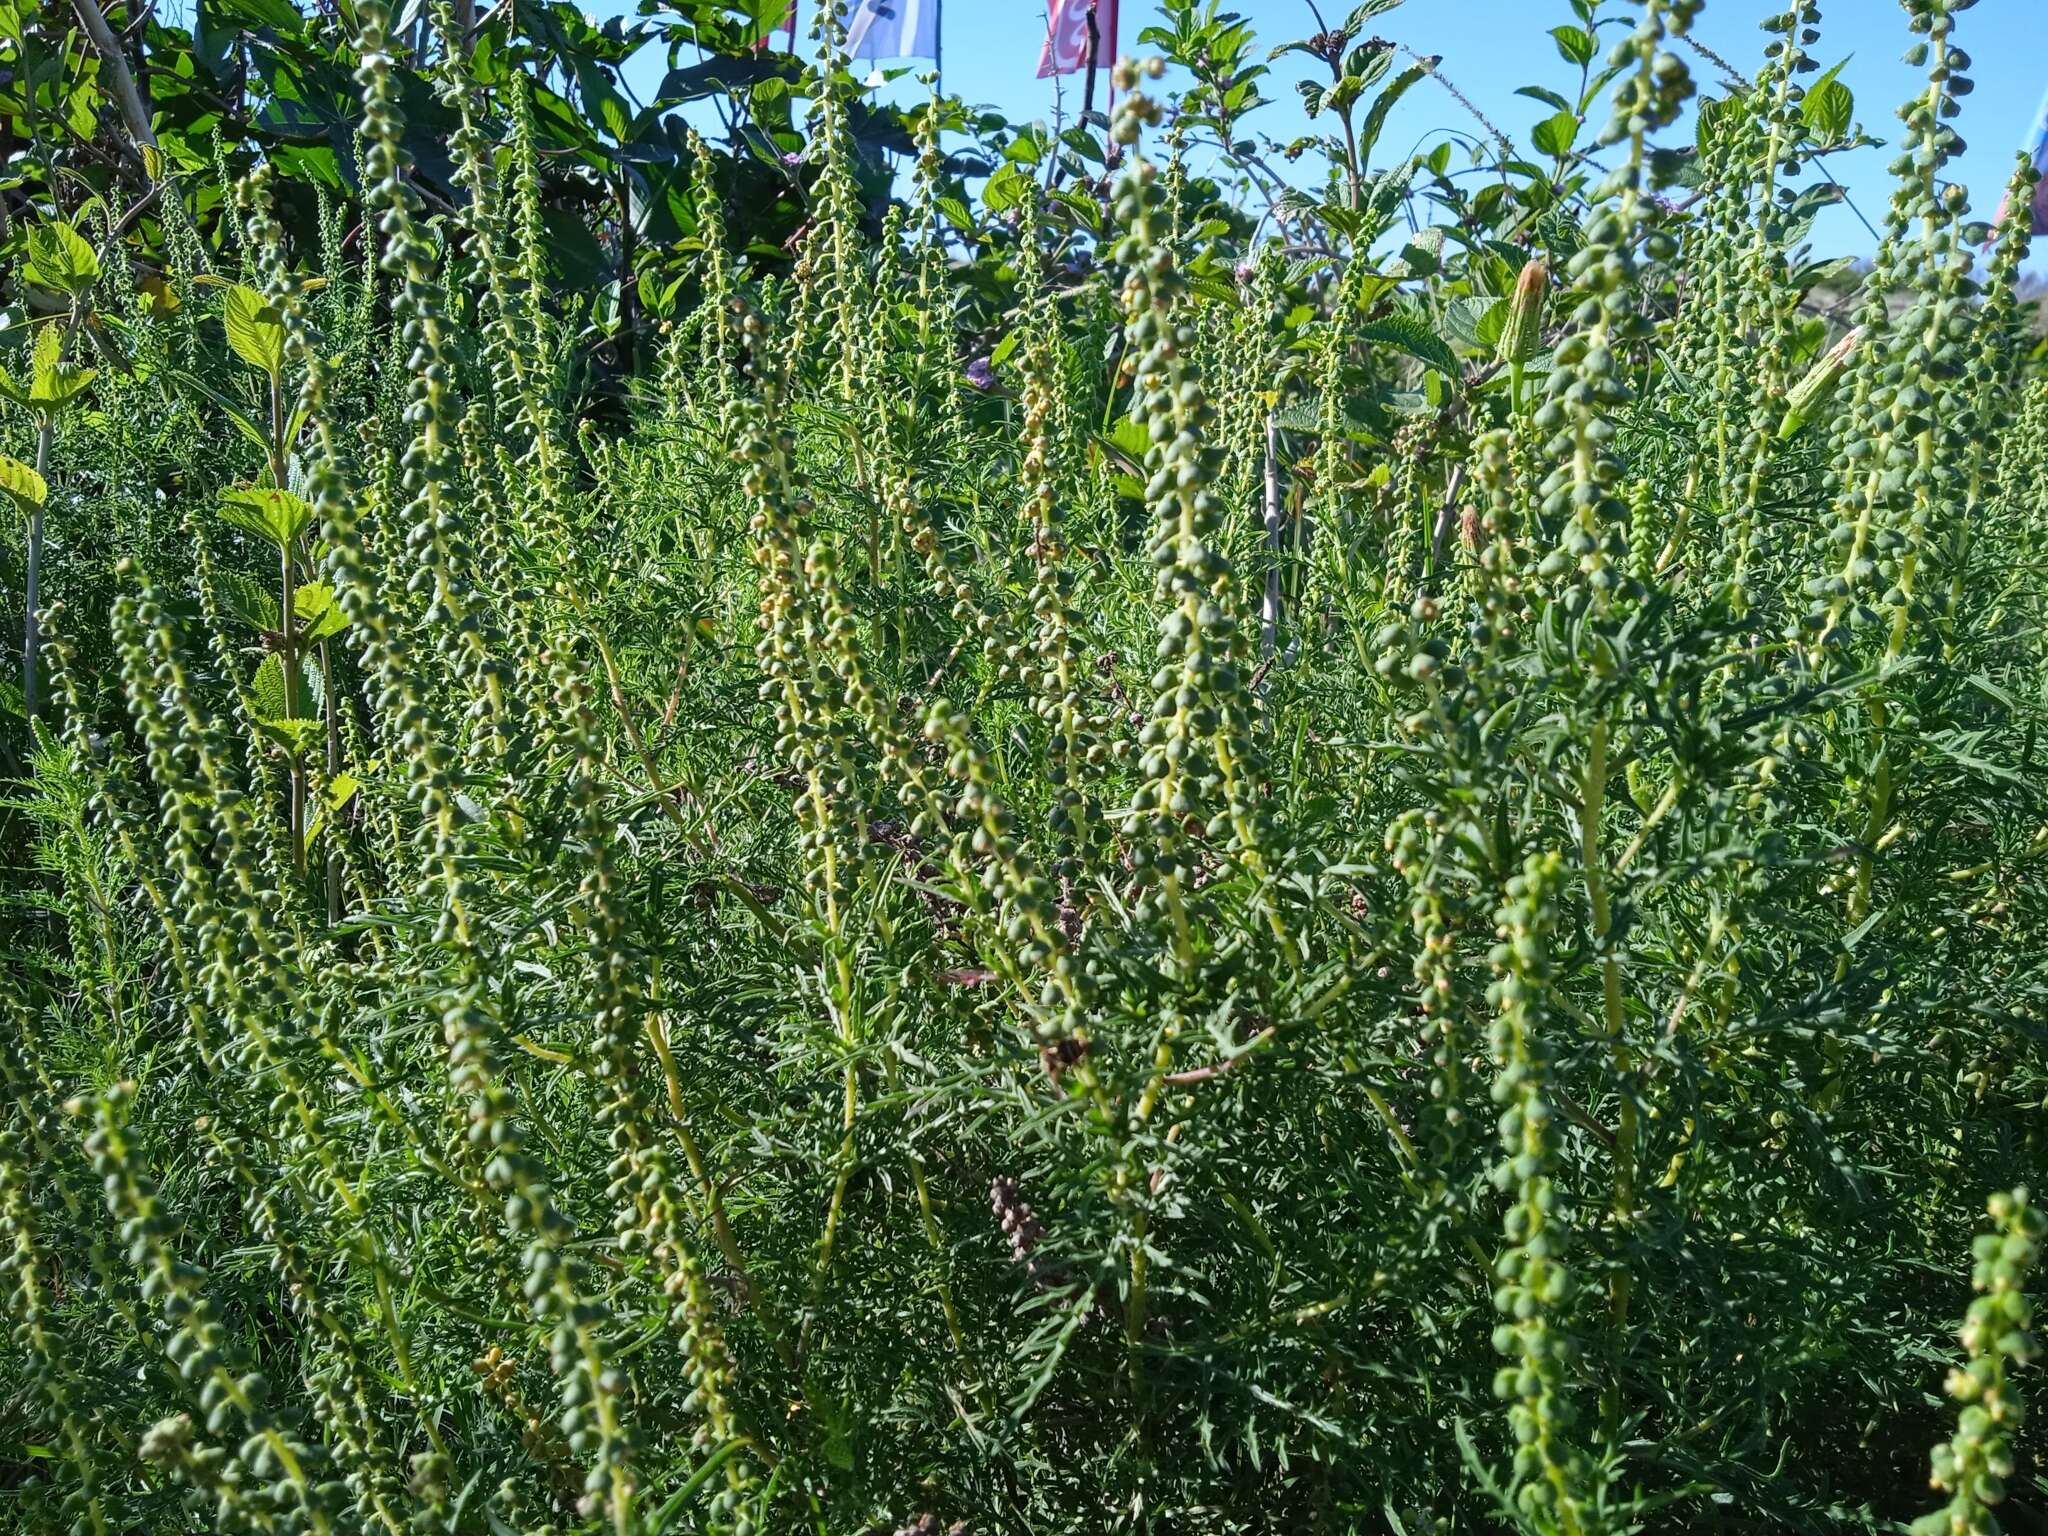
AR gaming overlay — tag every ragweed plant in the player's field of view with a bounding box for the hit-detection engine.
[3,0,2048,1532]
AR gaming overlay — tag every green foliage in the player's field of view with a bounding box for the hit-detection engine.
[0,1,2046,1533]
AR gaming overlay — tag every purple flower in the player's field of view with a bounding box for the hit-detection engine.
[781,151,804,170]
[964,356,995,391]
[1234,260,1255,285]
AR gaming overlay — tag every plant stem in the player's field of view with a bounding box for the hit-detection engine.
[22,414,50,718]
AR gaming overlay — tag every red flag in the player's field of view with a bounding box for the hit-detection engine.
[1039,0,1115,80]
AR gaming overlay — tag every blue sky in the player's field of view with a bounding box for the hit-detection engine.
[612,0,2048,272]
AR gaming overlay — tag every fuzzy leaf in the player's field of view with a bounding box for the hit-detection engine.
[25,222,100,298]
[222,284,287,377]
[1803,77,1853,144]
[295,581,349,642]
[0,454,47,512]
[219,487,312,549]
[1356,314,1461,382]
[29,324,95,408]
[216,570,280,631]
[982,164,1030,214]
[251,652,318,738]
[1549,24,1595,67]
[1531,111,1580,159]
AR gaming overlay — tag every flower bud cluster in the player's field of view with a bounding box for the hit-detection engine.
[550,657,755,1530]
[1533,0,1695,609]
[686,126,739,417]
[1484,852,1594,1529]
[1935,155,2038,637]
[784,2,868,400]
[1711,2,1828,599]
[1018,241,1111,882]
[441,973,639,1526]
[1911,1187,2042,1535]
[989,1175,1047,1282]
[1111,81,1276,909]
[735,309,871,917]
[200,1120,407,1529]
[89,1084,343,1532]
[0,1131,110,1536]
[1386,809,1469,1193]
[1807,0,1977,657]
[356,0,519,761]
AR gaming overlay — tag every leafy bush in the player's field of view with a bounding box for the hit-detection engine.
[1,0,2045,1532]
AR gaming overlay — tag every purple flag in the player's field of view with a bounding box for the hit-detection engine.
[1998,82,2048,234]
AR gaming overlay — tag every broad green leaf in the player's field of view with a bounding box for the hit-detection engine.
[216,570,279,631]
[1047,186,1102,234]
[29,324,95,408]
[1550,24,1595,67]
[295,581,349,642]
[251,651,318,731]
[1356,314,1461,382]
[220,486,312,548]
[982,163,1030,214]
[0,453,46,511]
[168,368,271,452]
[934,196,975,234]
[1343,43,1392,90]
[1532,111,1580,159]
[307,770,358,847]
[1098,416,1153,477]
[223,283,287,377]
[1357,64,1431,166]
[25,222,100,298]
[1803,77,1853,144]
[259,716,324,752]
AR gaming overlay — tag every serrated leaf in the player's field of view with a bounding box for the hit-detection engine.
[223,283,287,377]
[259,716,324,752]
[29,324,94,408]
[220,487,312,549]
[252,652,317,727]
[0,453,47,511]
[1046,186,1102,234]
[296,582,348,642]
[934,196,975,234]
[982,164,1029,214]
[1102,416,1153,473]
[1442,296,1494,349]
[1356,313,1461,382]
[25,222,99,298]
[1803,77,1852,144]
[1532,110,1580,159]
[216,570,280,631]
[1550,25,1595,66]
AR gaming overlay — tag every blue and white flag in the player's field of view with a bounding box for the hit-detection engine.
[845,0,938,61]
